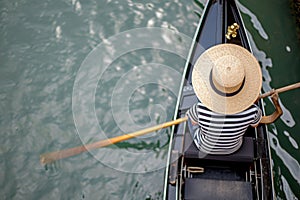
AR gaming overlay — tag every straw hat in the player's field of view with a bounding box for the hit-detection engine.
[192,43,262,114]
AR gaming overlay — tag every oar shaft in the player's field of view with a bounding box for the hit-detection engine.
[40,116,188,165]
[259,82,300,99]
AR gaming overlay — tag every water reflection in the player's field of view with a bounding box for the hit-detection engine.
[238,1,300,198]
[72,27,193,173]
[1,0,299,199]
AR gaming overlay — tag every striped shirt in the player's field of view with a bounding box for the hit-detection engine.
[187,102,262,155]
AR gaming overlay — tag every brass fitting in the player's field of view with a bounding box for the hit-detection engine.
[225,23,240,40]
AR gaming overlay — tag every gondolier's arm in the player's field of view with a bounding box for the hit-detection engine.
[259,91,283,124]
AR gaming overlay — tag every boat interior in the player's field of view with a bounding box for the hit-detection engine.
[165,0,274,199]
[170,86,257,199]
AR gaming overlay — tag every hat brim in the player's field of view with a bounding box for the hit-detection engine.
[192,44,262,114]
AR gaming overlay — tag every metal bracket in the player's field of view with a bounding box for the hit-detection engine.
[187,166,205,174]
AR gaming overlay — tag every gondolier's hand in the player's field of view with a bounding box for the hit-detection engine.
[269,88,276,96]
[186,113,198,125]
[190,119,198,126]
[271,91,283,115]
[271,90,279,102]
[186,104,198,125]
[260,91,283,124]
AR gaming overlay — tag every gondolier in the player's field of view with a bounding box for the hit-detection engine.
[186,44,282,155]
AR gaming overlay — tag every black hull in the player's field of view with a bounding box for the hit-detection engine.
[163,0,274,199]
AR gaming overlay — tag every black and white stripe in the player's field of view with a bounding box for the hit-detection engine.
[187,102,262,154]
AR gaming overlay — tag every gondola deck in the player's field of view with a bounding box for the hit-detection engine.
[163,0,274,199]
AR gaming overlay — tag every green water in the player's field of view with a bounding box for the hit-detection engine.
[0,0,299,199]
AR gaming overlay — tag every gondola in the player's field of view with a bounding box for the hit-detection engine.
[163,0,275,199]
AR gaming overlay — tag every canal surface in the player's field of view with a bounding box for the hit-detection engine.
[0,0,299,199]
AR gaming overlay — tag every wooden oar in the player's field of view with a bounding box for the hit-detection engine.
[259,82,300,99]
[40,82,300,165]
[40,116,188,165]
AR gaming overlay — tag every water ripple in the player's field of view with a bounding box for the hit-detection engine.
[247,31,296,127]
[269,130,300,185]
[237,1,268,40]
